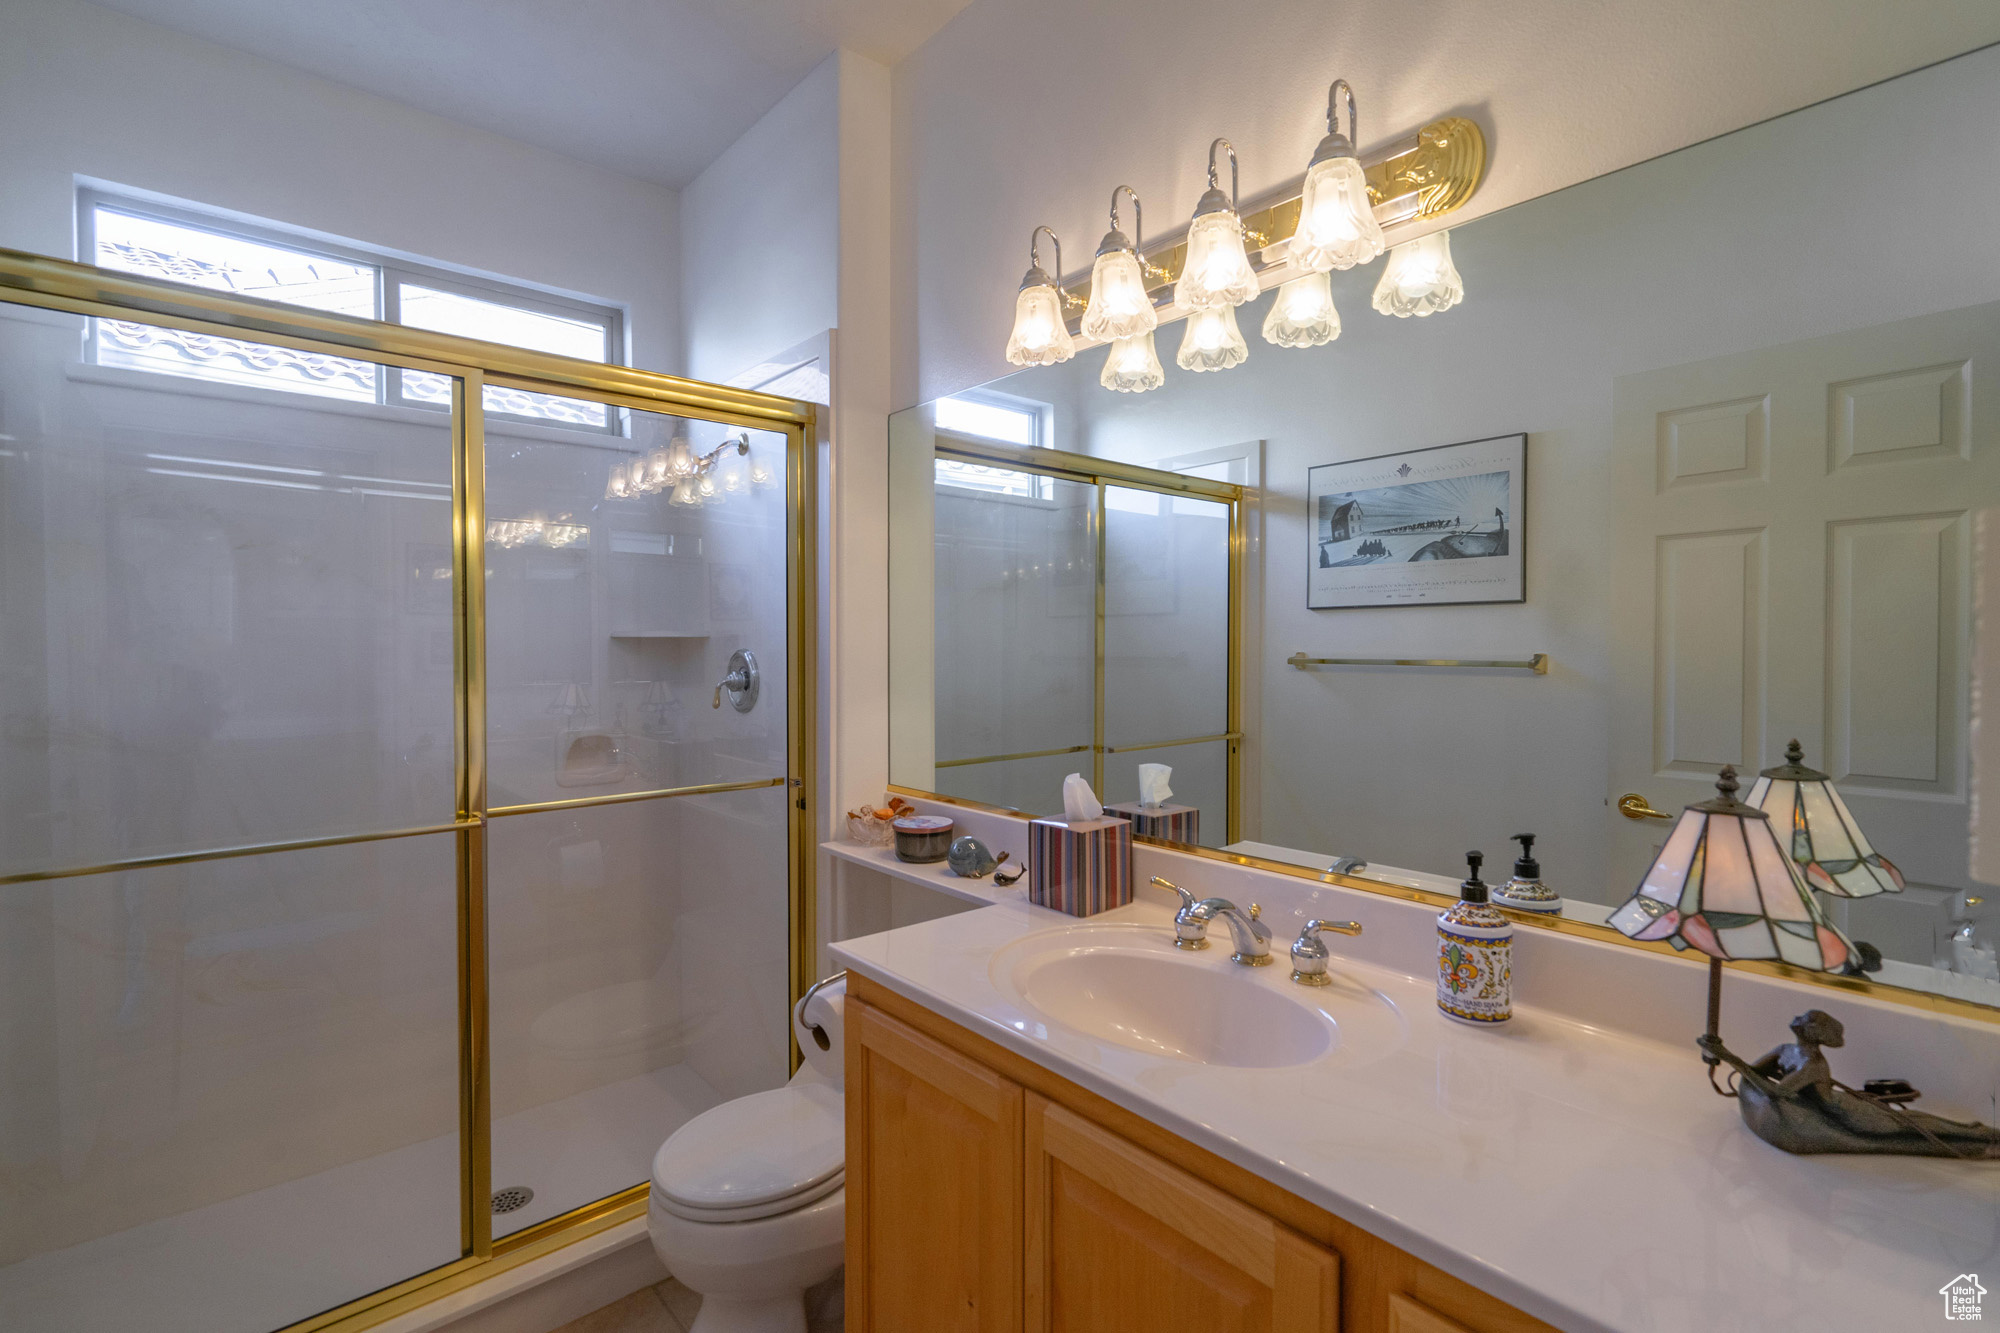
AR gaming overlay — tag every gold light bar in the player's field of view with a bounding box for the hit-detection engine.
[1060,116,1486,338]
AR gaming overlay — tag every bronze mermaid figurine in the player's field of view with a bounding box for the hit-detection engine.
[1698,1009,2000,1159]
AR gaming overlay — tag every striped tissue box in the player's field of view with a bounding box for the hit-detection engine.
[1103,801,1200,845]
[1028,816,1134,917]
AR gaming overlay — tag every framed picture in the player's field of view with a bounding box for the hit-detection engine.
[1306,433,1526,610]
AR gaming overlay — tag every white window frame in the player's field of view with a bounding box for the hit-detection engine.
[77,188,626,433]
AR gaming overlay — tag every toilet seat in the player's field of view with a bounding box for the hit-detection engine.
[651,1081,844,1223]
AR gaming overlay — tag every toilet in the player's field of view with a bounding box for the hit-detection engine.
[647,977,847,1333]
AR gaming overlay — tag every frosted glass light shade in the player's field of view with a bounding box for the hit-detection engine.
[1290,155,1385,272]
[1100,329,1165,393]
[1176,305,1249,373]
[1607,767,1853,971]
[1372,230,1464,318]
[1261,272,1340,348]
[1174,211,1260,311]
[1746,742,1906,897]
[1080,248,1157,341]
[1005,283,1076,366]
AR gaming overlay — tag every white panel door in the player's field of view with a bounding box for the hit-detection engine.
[1608,302,1998,946]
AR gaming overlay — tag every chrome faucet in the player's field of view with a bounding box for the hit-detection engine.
[1151,877,1272,965]
[1290,919,1363,986]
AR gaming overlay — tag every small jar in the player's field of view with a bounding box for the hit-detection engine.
[891,815,955,864]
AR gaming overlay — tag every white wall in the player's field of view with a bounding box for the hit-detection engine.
[962,47,2000,913]
[678,54,840,384]
[0,0,680,373]
[890,0,2000,407]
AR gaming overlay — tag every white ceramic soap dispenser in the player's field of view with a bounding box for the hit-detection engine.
[1436,850,1513,1025]
[1491,832,1563,916]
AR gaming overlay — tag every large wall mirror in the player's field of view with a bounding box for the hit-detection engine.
[886,45,2000,1015]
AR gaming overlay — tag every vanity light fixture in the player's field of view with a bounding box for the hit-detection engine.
[1176,304,1249,372]
[1100,328,1166,392]
[607,433,751,506]
[1261,271,1340,347]
[1746,740,1906,898]
[1173,139,1261,312]
[1079,186,1160,342]
[1371,229,1465,317]
[1290,79,1387,274]
[1005,226,1080,367]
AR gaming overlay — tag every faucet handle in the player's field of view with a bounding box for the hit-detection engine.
[1290,919,1363,986]
[1151,875,1196,912]
[1154,876,1211,950]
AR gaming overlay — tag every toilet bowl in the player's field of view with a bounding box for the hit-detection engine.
[647,977,846,1333]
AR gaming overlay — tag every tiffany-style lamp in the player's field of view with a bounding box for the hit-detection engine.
[1611,765,2000,1157]
[1746,739,1905,898]
[1609,766,1852,1085]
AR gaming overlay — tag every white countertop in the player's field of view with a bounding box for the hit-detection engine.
[831,887,2000,1333]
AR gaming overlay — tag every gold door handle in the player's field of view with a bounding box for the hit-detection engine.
[1617,793,1674,821]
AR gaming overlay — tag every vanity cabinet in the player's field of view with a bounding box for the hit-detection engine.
[846,977,1555,1333]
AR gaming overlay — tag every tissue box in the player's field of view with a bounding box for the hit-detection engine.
[1028,816,1133,916]
[1103,801,1200,845]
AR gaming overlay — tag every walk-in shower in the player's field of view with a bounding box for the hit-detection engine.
[0,250,814,1333]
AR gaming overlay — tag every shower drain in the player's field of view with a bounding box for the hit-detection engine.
[490,1186,535,1215]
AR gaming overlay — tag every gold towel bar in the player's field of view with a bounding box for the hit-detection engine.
[1287,652,1549,674]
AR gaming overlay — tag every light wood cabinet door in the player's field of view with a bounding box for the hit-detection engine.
[1024,1094,1340,1332]
[847,998,1024,1333]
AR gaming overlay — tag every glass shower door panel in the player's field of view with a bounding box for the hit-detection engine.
[1102,488,1230,750]
[0,306,458,877]
[483,414,790,807]
[0,835,462,1333]
[485,783,791,1237]
[931,475,1096,808]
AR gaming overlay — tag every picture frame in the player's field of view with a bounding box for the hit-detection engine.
[1306,433,1527,610]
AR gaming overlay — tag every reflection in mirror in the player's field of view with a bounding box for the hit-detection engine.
[886,45,2000,1012]
[888,406,1240,845]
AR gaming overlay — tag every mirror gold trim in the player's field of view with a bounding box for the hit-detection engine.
[889,785,2000,1027]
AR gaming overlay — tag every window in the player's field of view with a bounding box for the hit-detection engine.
[933,391,1052,499]
[82,193,622,429]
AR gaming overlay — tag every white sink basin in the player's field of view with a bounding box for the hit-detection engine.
[988,921,1403,1069]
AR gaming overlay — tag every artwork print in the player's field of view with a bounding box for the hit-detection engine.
[1306,434,1526,609]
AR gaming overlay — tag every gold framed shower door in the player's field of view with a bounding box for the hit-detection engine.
[0,249,819,1333]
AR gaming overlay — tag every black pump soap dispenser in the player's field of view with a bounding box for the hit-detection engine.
[1492,833,1563,916]
[1436,851,1513,1025]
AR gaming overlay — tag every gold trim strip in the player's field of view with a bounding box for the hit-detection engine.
[934,437,1242,500]
[1092,482,1107,795]
[935,743,1092,769]
[0,249,811,425]
[1287,652,1550,674]
[786,411,819,1071]
[1,820,481,886]
[1102,732,1240,755]
[453,372,494,1260]
[486,776,787,818]
[1226,482,1244,845]
[886,784,1041,821]
[275,1194,648,1333]
[493,1183,650,1256]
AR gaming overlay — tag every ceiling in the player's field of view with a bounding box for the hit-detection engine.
[87,0,974,187]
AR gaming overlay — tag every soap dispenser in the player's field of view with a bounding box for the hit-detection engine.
[1491,833,1563,916]
[1437,850,1513,1025]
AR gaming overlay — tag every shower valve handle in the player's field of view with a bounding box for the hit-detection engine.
[711,649,760,713]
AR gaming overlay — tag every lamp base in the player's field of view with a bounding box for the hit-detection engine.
[1699,1009,2000,1159]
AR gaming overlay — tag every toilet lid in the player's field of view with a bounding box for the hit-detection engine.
[652,1082,844,1220]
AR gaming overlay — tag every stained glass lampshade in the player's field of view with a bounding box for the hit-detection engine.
[1746,740,1906,898]
[1609,766,1853,972]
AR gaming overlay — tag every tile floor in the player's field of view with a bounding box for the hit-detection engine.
[551,1270,844,1333]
